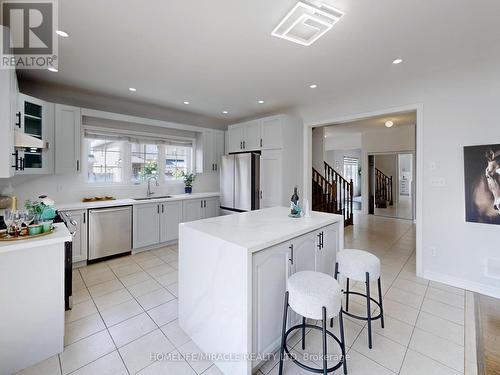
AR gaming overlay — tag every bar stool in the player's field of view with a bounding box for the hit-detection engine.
[278,271,347,375]
[331,249,384,349]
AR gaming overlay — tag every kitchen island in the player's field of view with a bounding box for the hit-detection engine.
[178,207,344,375]
[0,223,71,375]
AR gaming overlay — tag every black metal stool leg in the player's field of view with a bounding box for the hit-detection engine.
[302,317,306,350]
[345,278,350,312]
[322,307,328,375]
[365,272,372,349]
[278,292,289,375]
[378,277,385,329]
[338,309,347,375]
[331,262,339,328]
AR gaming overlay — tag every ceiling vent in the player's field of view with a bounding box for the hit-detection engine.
[272,1,344,46]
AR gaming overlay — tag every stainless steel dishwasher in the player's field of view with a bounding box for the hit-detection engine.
[88,206,132,260]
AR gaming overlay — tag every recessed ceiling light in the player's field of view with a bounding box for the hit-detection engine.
[128,87,137,92]
[47,67,58,72]
[392,58,403,64]
[55,30,69,38]
[258,100,265,104]
[385,120,394,128]
[309,84,318,89]
[222,111,229,114]
[183,101,190,105]
[272,1,344,46]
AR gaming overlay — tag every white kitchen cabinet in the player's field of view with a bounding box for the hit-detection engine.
[227,123,245,153]
[182,197,219,222]
[133,203,161,248]
[203,129,225,172]
[315,224,339,277]
[252,241,292,358]
[261,116,283,150]
[244,120,262,151]
[260,150,283,208]
[0,44,18,178]
[55,104,81,174]
[160,201,183,243]
[60,209,88,262]
[182,199,203,222]
[15,94,54,175]
[203,197,219,218]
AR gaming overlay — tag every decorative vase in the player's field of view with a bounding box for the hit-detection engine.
[185,186,192,194]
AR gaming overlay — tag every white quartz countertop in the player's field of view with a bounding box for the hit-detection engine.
[56,192,220,211]
[180,206,343,253]
[0,223,72,254]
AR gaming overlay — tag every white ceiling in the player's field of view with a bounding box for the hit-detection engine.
[324,111,416,136]
[18,0,500,124]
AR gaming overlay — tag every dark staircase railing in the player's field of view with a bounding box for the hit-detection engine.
[311,162,353,226]
[375,168,393,208]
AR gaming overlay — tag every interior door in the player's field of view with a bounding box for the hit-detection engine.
[260,150,283,208]
[234,153,252,211]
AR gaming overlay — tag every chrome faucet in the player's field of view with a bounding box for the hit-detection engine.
[147,176,159,198]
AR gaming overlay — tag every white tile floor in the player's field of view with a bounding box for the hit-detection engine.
[16,213,472,375]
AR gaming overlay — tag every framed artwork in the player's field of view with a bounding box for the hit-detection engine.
[464,144,500,225]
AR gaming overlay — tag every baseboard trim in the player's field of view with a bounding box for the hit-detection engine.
[423,270,500,299]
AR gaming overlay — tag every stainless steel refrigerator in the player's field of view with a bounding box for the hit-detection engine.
[220,153,260,212]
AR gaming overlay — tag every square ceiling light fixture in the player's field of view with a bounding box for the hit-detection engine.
[272,1,344,46]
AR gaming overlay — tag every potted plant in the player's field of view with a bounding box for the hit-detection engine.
[174,170,196,194]
[25,195,56,224]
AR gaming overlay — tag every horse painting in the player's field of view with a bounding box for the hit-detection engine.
[464,145,500,225]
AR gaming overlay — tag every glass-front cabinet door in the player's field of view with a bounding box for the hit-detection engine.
[15,94,54,175]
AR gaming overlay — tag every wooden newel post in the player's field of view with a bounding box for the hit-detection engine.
[389,176,393,205]
[349,179,353,224]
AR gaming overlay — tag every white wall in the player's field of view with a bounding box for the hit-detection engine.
[311,127,325,172]
[303,56,500,298]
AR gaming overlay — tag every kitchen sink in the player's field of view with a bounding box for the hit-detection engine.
[134,195,172,201]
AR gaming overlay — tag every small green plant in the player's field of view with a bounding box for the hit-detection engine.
[173,170,196,187]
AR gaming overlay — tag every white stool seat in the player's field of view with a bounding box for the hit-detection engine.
[287,271,342,320]
[337,249,381,281]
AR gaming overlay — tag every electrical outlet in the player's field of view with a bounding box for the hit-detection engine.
[430,246,437,257]
[430,162,437,171]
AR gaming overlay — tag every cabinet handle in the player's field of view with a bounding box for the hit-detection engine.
[76,160,80,171]
[317,233,322,250]
[15,112,21,128]
[11,151,19,170]
[321,232,324,249]
[243,141,246,149]
[260,190,263,199]
[157,205,160,214]
[260,138,263,148]
[201,200,203,208]
[204,200,206,208]
[83,212,86,224]
[289,244,294,264]
[162,204,164,213]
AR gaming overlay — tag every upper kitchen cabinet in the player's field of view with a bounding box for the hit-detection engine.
[227,120,261,152]
[14,94,54,175]
[202,129,225,172]
[260,116,283,150]
[0,54,18,178]
[227,115,294,153]
[55,104,82,174]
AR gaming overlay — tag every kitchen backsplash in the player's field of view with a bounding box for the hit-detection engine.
[0,172,219,206]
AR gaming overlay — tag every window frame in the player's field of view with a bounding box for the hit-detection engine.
[82,132,195,187]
